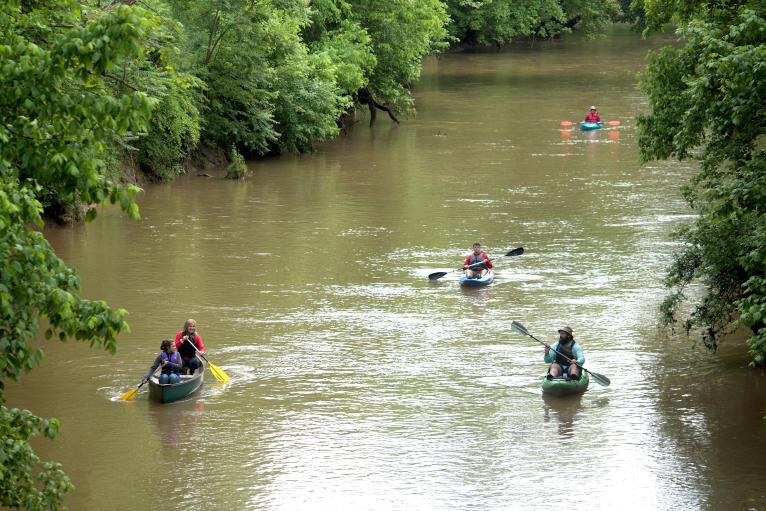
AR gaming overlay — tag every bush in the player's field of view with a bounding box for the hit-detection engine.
[225,146,249,180]
[138,84,201,181]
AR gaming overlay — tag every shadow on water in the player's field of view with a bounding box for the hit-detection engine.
[648,342,766,509]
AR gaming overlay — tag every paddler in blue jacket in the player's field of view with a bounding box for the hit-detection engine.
[143,339,182,384]
[544,326,585,380]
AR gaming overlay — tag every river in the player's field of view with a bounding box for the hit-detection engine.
[8,25,766,510]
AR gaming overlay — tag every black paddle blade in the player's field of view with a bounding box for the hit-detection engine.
[511,321,529,336]
[428,271,448,280]
[587,370,610,387]
[505,247,524,257]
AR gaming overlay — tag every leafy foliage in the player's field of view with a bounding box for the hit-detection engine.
[168,0,448,150]
[126,2,203,181]
[0,407,72,510]
[169,0,344,154]
[446,0,619,46]
[304,10,376,99]
[172,0,278,153]
[225,145,249,179]
[348,0,449,114]
[0,1,158,506]
[138,83,202,181]
[615,0,648,30]
[638,2,766,364]
[447,0,566,45]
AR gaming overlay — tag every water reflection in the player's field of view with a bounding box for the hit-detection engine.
[149,399,205,449]
[583,129,600,143]
[558,126,621,145]
[542,393,584,438]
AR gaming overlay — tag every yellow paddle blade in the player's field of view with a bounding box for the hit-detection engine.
[118,386,139,401]
[208,362,230,383]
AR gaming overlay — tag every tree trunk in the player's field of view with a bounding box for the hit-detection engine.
[358,88,400,127]
[368,101,377,127]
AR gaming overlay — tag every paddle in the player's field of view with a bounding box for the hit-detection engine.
[428,247,524,281]
[560,120,620,127]
[118,364,162,401]
[184,338,230,383]
[510,321,610,387]
[118,379,147,401]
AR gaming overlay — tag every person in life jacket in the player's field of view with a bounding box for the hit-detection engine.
[174,319,206,375]
[583,105,601,123]
[144,339,182,384]
[544,326,585,380]
[463,242,493,279]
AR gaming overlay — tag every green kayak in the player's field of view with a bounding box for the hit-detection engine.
[541,370,589,397]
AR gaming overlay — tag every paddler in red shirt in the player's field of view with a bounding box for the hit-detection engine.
[174,318,206,375]
[463,242,493,279]
[584,105,601,123]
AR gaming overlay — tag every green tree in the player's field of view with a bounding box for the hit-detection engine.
[129,1,202,181]
[446,0,618,47]
[615,0,647,30]
[305,0,450,125]
[137,82,202,181]
[349,0,449,121]
[170,0,346,154]
[638,1,766,364]
[0,1,158,507]
[304,2,376,100]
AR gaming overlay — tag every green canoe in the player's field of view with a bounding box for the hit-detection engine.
[541,370,589,397]
[148,359,205,404]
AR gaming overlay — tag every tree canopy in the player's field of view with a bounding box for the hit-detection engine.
[446,0,620,46]
[638,1,766,364]
[0,1,160,506]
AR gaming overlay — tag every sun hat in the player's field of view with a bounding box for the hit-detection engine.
[558,326,573,336]
[590,106,596,110]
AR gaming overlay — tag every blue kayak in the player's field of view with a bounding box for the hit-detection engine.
[459,270,494,287]
[580,122,602,131]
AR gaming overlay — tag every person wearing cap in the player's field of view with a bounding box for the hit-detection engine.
[584,106,601,123]
[544,326,585,380]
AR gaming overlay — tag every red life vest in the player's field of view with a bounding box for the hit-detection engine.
[585,111,600,123]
